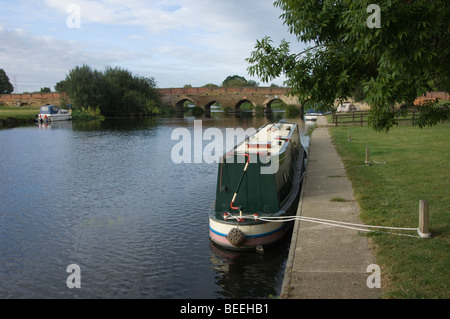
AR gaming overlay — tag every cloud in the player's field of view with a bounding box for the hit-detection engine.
[0,26,144,92]
[44,0,193,32]
[1,1,304,92]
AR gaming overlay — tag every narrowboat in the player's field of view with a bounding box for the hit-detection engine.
[209,121,307,251]
[37,105,71,122]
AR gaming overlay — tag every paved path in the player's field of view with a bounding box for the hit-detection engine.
[280,116,381,299]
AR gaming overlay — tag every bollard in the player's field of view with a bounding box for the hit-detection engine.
[365,147,371,165]
[418,200,431,238]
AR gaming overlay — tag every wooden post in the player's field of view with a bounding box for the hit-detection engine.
[418,200,431,238]
[365,147,371,165]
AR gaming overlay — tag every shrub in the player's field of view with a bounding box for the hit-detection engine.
[58,65,163,117]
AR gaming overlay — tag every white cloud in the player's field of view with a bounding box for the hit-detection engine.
[0,27,144,92]
[1,0,305,92]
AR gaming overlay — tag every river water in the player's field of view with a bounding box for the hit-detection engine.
[0,112,310,299]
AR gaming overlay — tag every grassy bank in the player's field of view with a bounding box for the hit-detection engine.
[0,106,40,126]
[1,106,105,126]
[329,124,449,298]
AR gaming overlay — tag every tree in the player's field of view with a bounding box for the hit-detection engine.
[63,64,106,111]
[103,66,161,116]
[246,0,450,131]
[60,64,163,117]
[40,87,51,93]
[202,83,219,88]
[0,69,14,94]
[54,80,68,92]
[222,75,259,87]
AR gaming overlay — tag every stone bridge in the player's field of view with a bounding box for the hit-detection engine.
[0,92,66,107]
[2,89,446,111]
[158,87,300,111]
[0,87,300,110]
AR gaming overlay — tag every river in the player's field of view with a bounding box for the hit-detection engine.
[0,111,310,298]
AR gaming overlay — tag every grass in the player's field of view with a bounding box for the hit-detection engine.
[0,105,40,126]
[1,105,105,125]
[0,106,40,120]
[329,124,450,298]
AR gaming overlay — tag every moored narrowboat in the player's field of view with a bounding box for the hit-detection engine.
[209,121,307,251]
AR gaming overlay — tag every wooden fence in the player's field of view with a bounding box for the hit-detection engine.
[331,109,421,127]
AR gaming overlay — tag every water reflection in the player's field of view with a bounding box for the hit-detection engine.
[209,234,292,299]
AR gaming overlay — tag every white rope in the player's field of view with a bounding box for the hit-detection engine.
[259,215,417,231]
[223,212,420,237]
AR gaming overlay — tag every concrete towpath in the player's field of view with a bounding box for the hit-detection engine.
[280,116,381,299]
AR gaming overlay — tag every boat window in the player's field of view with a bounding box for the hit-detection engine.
[39,106,50,114]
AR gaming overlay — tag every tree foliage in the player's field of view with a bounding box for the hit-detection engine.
[246,0,450,131]
[222,75,259,87]
[202,83,219,88]
[57,65,163,117]
[0,69,14,94]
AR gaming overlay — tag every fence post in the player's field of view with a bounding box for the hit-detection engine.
[418,200,431,238]
[360,114,363,126]
[365,147,371,165]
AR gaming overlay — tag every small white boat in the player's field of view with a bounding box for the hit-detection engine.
[37,105,71,122]
[304,108,322,121]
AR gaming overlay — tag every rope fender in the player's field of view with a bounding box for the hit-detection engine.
[227,228,247,247]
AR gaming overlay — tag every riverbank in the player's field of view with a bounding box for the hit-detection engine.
[0,106,107,128]
[329,122,449,298]
[0,107,40,127]
[282,116,449,299]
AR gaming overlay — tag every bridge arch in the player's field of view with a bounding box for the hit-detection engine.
[265,97,287,110]
[263,96,291,108]
[175,97,195,111]
[235,99,256,110]
[205,101,220,112]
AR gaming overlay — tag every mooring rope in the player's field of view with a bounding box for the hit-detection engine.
[223,212,421,238]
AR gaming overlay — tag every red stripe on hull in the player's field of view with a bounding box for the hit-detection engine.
[209,227,290,251]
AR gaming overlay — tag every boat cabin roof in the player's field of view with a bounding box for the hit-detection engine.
[233,122,295,156]
[39,105,59,114]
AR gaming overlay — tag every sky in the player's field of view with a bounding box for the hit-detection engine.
[0,0,305,93]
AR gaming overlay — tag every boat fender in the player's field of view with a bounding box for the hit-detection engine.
[227,228,246,247]
[256,245,264,254]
